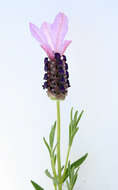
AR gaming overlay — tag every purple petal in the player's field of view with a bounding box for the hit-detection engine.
[61,40,72,54]
[29,13,71,58]
[41,44,54,59]
[41,22,55,51]
[29,23,45,44]
[52,12,68,52]
[29,22,54,59]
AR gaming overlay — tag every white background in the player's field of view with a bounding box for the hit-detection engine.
[0,0,117,190]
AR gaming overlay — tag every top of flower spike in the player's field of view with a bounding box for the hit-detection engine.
[29,12,71,59]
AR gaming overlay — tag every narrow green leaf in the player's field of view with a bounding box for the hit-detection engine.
[76,110,84,126]
[53,177,59,185]
[74,110,78,125]
[54,154,56,165]
[43,137,51,156]
[68,161,71,182]
[52,143,57,155]
[61,165,64,172]
[31,180,44,190]
[66,180,70,190]
[71,175,77,189]
[69,123,72,146]
[45,169,53,179]
[45,170,59,185]
[66,165,79,190]
[49,121,56,149]
[71,153,88,169]
[70,127,79,146]
[70,107,73,121]
[63,153,88,182]
[71,127,79,140]
[71,167,75,182]
[72,168,79,189]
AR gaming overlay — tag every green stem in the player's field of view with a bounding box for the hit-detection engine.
[51,157,57,190]
[56,100,62,190]
[62,146,71,181]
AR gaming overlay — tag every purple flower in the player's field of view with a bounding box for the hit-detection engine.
[29,13,71,100]
[29,12,71,59]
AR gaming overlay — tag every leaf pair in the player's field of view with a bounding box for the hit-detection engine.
[69,108,84,146]
[45,169,58,185]
[43,121,56,157]
[66,162,79,190]
[43,121,57,184]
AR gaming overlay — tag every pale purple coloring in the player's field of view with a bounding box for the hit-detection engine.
[29,12,71,59]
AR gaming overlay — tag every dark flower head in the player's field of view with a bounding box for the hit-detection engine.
[29,13,71,100]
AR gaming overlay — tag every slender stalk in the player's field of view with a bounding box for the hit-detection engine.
[62,145,71,181]
[51,157,57,190]
[56,100,62,190]
[51,157,57,178]
[53,181,57,190]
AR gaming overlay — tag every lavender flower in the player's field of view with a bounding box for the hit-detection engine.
[29,13,71,100]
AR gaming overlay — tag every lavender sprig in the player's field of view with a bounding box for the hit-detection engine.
[29,12,88,190]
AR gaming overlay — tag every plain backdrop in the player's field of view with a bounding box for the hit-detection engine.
[0,0,117,190]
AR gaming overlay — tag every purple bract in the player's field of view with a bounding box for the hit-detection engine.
[29,12,71,59]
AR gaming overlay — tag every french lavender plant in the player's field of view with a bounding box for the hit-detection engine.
[29,12,88,190]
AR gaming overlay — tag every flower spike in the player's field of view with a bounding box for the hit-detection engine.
[29,13,71,100]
